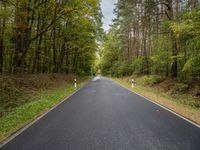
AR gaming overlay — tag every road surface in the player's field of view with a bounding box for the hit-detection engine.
[1,76,200,150]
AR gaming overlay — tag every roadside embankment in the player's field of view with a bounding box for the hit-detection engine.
[112,75,200,125]
[0,74,90,142]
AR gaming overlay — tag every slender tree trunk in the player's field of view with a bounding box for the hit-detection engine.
[42,33,48,73]
[20,0,34,73]
[143,27,149,74]
[58,42,65,73]
[65,47,69,74]
[170,32,178,78]
[0,7,5,73]
[166,61,169,77]
[52,26,57,73]
[13,0,21,73]
[36,35,43,73]
[176,0,179,14]
[32,14,41,73]
[167,0,178,78]
[73,48,78,73]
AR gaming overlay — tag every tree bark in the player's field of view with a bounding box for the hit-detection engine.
[170,32,178,78]
[52,26,57,73]
[13,0,21,73]
[0,5,5,73]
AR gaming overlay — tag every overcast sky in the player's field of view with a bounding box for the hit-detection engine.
[101,0,117,31]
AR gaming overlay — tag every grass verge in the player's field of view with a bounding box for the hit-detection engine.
[112,77,200,125]
[0,75,90,142]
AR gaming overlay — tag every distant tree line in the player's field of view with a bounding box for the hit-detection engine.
[100,0,200,79]
[0,0,102,75]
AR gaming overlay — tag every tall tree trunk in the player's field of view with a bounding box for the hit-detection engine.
[32,14,42,73]
[52,26,57,73]
[58,42,65,73]
[20,0,34,73]
[164,0,178,78]
[73,49,78,73]
[0,6,5,73]
[167,0,178,78]
[42,33,48,73]
[13,0,21,73]
[36,36,43,73]
[176,0,179,14]
[170,32,178,78]
[65,48,69,74]
[143,27,149,74]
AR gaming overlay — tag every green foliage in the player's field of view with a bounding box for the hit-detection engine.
[101,4,200,82]
[100,28,120,75]
[182,53,200,78]
[171,8,200,38]
[139,75,166,86]
[170,7,200,79]
[110,61,132,77]
[151,35,171,75]
[170,82,189,93]
[0,0,102,75]
[130,57,145,75]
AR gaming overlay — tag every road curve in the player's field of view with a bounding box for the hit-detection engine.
[1,76,200,150]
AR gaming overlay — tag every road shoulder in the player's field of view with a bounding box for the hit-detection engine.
[0,79,90,147]
[110,78,200,128]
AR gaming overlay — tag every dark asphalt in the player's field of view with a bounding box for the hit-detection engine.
[1,76,200,150]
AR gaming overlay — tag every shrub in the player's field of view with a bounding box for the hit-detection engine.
[171,82,189,93]
[131,57,145,74]
[182,55,200,79]
[110,60,133,77]
[142,75,166,86]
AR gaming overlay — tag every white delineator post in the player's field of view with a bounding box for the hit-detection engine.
[74,79,77,89]
[131,79,134,88]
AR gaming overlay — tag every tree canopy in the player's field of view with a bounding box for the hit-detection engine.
[0,0,103,75]
[100,0,200,80]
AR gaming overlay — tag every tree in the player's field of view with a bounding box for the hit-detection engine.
[0,0,103,75]
[100,0,200,80]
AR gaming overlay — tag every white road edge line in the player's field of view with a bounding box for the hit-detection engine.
[0,82,90,148]
[109,78,200,129]
[1,77,199,148]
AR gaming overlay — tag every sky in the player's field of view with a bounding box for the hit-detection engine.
[101,0,117,31]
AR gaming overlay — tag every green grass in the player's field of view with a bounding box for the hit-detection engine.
[112,77,200,125]
[0,80,88,142]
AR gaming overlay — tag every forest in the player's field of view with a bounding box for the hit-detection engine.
[100,0,200,80]
[1,0,199,79]
[0,0,102,75]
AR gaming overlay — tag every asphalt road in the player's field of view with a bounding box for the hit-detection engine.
[1,76,200,150]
